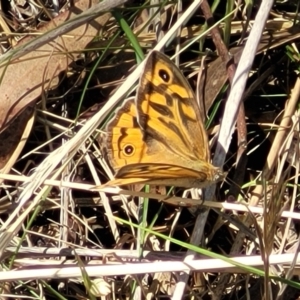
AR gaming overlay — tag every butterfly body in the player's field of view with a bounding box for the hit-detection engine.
[103,51,224,188]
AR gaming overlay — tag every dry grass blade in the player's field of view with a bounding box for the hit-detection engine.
[215,0,275,167]
[0,253,299,281]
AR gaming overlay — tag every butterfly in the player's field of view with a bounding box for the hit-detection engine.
[101,50,224,188]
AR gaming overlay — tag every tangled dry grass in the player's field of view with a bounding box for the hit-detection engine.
[0,0,300,299]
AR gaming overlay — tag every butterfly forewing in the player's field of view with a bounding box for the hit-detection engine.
[137,51,210,164]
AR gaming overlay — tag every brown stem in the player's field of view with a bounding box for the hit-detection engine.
[200,0,247,193]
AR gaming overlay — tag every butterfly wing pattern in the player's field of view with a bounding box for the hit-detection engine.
[104,51,224,188]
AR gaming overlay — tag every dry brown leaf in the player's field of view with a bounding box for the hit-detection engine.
[0,0,111,131]
[0,0,114,176]
[0,105,34,175]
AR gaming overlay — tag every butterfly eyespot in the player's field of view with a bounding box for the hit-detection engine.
[123,144,135,156]
[159,69,170,83]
